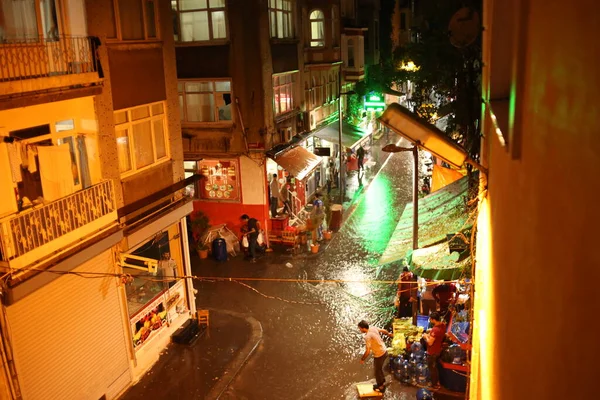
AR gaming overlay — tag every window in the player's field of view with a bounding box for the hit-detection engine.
[332,6,339,47]
[113,0,157,41]
[171,0,227,42]
[0,0,88,41]
[347,38,355,67]
[114,102,169,175]
[309,9,325,47]
[328,73,337,103]
[273,72,297,116]
[269,0,294,39]
[341,0,354,18]
[178,80,232,123]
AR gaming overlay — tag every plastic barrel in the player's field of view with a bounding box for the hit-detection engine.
[328,204,343,232]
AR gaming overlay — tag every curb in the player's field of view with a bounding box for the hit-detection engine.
[205,309,263,400]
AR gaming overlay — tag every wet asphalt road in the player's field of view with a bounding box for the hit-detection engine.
[194,139,419,400]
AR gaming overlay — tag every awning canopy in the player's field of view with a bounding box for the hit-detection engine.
[379,103,468,168]
[313,119,369,150]
[406,242,471,280]
[271,145,322,180]
[379,175,472,266]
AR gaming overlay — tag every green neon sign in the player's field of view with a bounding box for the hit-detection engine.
[363,92,385,111]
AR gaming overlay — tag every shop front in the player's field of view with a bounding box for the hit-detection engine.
[186,156,269,236]
[120,201,195,380]
[266,145,322,217]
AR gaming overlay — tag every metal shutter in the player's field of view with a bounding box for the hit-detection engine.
[6,250,131,400]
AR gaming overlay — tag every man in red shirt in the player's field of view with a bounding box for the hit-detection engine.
[423,311,446,390]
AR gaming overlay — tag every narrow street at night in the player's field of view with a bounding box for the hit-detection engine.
[122,140,421,400]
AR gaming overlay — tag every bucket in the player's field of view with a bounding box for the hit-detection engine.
[310,243,320,254]
[323,230,332,240]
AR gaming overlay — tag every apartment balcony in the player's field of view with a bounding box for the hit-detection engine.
[343,64,365,81]
[0,35,102,97]
[0,180,118,271]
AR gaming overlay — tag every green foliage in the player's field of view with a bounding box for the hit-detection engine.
[191,210,210,250]
[370,0,483,159]
[345,93,364,127]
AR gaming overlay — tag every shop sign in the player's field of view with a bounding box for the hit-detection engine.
[364,93,385,112]
[199,159,240,201]
[131,296,168,351]
[314,147,331,156]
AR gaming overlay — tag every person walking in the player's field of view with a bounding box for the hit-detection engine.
[310,193,325,241]
[357,145,365,171]
[240,214,260,263]
[358,320,393,393]
[279,180,291,215]
[419,278,437,316]
[269,174,279,218]
[422,311,446,390]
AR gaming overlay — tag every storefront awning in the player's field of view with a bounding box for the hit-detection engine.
[379,103,468,168]
[271,145,322,180]
[313,119,369,150]
[379,175,473,266]
[406,242,471,280]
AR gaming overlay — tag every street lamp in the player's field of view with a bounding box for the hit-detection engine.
[337,88,356,203]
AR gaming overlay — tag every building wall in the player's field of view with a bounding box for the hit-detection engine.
[472,0,600,399]
[86,0,183,208]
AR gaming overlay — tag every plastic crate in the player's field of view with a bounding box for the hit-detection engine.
[271,217,289,231]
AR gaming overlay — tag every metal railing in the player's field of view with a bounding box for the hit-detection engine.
[0,35,99,82]
[0,180,115,262]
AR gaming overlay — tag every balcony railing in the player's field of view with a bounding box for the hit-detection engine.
[0,180,117,269]
[0,35,99,83]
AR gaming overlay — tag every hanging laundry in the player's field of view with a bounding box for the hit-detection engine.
[27,146,37,173]
[19,141,28,169]
[6,142,22,183]
[37,144,74,202]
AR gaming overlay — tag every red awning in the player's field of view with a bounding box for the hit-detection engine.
[271,146,322,180]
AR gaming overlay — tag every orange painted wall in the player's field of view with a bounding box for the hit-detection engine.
[473,0,600,399]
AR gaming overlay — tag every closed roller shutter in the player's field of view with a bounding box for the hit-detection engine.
[6,250,131,400]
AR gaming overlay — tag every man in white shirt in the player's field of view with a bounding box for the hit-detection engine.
[158,252,177,287]
[358,320,393,393]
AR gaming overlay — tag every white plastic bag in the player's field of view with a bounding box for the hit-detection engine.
[242,236,249,248]
[257,232,265,245]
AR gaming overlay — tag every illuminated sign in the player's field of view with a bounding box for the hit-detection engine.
[364,92,385,112]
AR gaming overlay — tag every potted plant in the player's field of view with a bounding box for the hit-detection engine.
[191,210,210,259]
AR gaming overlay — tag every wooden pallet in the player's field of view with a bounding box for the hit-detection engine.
[356,383,384,398]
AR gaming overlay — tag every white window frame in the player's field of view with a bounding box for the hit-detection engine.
[171,0,228,43]
[114,101,170,178]
[273,72,297,116]
[178,79,233,124]
[269,0,294,39]
[108,0,159,42]
[309,9,325,48]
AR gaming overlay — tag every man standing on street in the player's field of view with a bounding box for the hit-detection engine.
[240,214,260,263]
[269,173,279,218]
[358,320,393,393]
[398,267,418,325]
[422,311,446,390]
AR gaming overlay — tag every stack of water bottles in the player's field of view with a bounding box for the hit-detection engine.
[390,342,430,386]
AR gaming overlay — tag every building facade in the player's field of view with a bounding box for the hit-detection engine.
[0,1,194,398]
[175,0,344,231]
[470,0,600,399]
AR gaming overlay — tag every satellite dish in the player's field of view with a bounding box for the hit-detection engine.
[448,7,481,48]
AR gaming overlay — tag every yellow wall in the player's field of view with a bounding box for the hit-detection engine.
[0,96,97,133]
[240,155,267,205]
[473,0,600,399]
